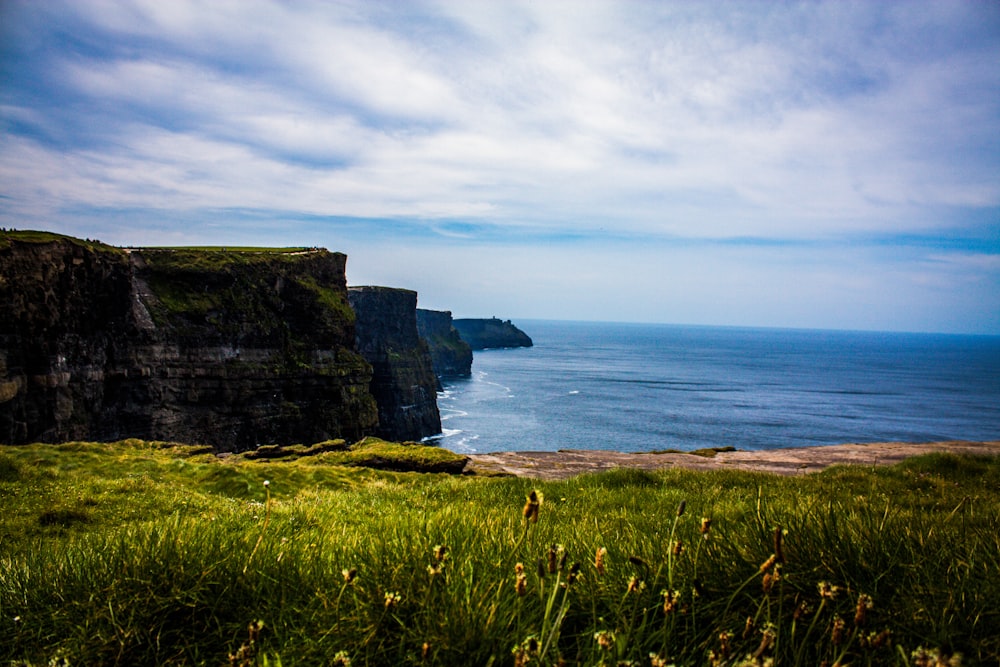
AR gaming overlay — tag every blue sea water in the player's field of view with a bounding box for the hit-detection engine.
[434,320,1000,454]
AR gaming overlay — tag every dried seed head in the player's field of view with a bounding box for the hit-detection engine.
[672,540,684,557]
[628,555,648,569]
[742,616,755,640]
[515,571,528,597]
[433,544,447,562]
[759,554,778,573]
[332,651,351,667]
[649,653,670,667]
[342,568,358,584]
[536,557,546,580]
[384,591,401,609]
[522,490,541,523]
[627,575,643,594]
[547,544,558,574]
[558,547,568,572]
[565,562,581,586]
[422,642,431,660]
[677,500,687,517]
[700,517,712,538]
[595,547,607,575]
[831,615,846,646]
[661,589,681,614]
[773,527,785,564]
[854,593,874,627]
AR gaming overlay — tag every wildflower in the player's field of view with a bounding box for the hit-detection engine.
[263,480,270,487]
[433,544,448,562]
[773,527,784,564]
[332,651,351,667]
[854,593,874,627]
[422,642,431,660]
[762,566,780,594]
[342,568,357,583]
[859,629,891,649]
[700,517,712,539]
[793,600,812,621]
[758,554,777,573]
[671,540,684,557]
[595,546,607,575]
[512,636,539,667]
[831,615,846,646]
[384,591,401,609]
[523,490,541,523]
[649,653,671,667]
[427,563,443,578]
[661,589,681,614]
[817,581,841,600]
[564,562,581,586]
[515,562,528,597]
[627,575,644,594]
[753,623,776,660]
[547,544,560,574]
[594,630,616,651]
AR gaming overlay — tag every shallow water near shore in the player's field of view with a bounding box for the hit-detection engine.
[434,320,1000,454]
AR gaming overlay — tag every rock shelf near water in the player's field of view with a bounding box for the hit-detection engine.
[465,440,1000,479]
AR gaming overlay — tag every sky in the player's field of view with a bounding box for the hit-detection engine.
[1,1,999,334]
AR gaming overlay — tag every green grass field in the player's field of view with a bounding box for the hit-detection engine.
[1,440,997,666]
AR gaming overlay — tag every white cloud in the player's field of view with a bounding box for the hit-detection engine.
[2,0,998,332]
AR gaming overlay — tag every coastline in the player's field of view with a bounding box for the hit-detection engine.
[465,439,1000,479]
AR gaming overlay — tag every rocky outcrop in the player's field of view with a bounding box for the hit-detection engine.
[416,309,473,379]
[452,318,533,350]
[348,287,442,442]
[1,231,379,450]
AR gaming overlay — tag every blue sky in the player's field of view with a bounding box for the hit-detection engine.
[2,1,998,334]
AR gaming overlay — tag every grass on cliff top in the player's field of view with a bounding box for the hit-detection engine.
[1,441,999,666]
[0,229,121,254]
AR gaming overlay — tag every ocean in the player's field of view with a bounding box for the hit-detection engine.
[434,320,1000,454]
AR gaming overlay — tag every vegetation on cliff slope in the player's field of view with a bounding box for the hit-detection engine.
[1,442,998,666]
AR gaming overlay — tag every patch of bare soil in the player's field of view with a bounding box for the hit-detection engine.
[465,440,1000,480]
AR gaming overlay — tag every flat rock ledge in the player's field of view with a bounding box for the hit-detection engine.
[466,440,1000,480]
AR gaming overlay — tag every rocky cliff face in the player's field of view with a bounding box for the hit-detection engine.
[416,309,473,379]
[348,287,442,441]
[452,318,533,350]
[1,232,379,449]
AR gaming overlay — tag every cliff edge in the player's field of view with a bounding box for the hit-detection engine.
[416,309,473,379]
[452,318,533,350]
[348,287,442,442]
[1,231,380,449]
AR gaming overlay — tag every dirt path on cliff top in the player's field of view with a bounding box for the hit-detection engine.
[465,440,1000,480]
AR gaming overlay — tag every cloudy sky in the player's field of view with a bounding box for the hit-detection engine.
[2,1,998,334]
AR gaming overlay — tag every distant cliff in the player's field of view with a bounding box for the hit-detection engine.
[1,231,384,449]
[452,318,533,350]
[348,287,442,441]
[416,309,473,379]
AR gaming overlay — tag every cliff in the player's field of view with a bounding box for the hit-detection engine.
[1,231,379,450]
[416,309,473,379]
[452,318,533,350]
[348,287,442,441]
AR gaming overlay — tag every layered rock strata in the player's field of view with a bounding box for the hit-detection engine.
[452,318,533,350]
[1,232,379,449]
[348,287,442,441]
[416,309,473,379]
